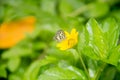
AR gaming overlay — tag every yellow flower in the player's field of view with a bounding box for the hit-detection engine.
[57,28,78,50]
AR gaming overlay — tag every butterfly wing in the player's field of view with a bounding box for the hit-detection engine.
[53,30,66,42]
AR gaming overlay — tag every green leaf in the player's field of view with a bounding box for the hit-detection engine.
[114,71,120,80]
[2,47,33,59]
[59,0,85,18]
[8,58,30,80]
[32,42,46,51]
[23,57,58,80]
[47,48,79,65]
[100,67,116,80]
[59,0,78,18]
[100,18,119,66]
[77,25,86,52]
[0,65,7,78]
[101,18,119,49]
[9,74,21,80]
[83,18,108,60]
[41,0,57,15]
[38,66,87,80]
[118,54,120,71]
[82,18,120,66]
[0,6,4,23]
[67,49,79,64]
[7,57,21,72]
[105,45,120,66]
[87,58,99,79]
[84,2,109,18]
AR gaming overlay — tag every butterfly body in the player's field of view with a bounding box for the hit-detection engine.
[54,30,66,42]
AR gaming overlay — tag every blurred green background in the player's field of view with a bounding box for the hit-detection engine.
[0,0,120,80]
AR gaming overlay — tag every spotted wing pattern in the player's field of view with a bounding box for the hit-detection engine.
[53,30,66,42]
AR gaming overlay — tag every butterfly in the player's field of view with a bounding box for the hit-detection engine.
[53,30,66,42]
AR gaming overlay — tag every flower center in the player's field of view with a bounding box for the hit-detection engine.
[68,38,75,47]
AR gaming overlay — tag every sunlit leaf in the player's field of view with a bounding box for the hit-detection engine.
[101,18,119,49]
[7,57,21,72]
[23,57,58,80]
[87,58,99,79]
[105,45,120,66]
[83,18,108,60]
[38,64,87,80]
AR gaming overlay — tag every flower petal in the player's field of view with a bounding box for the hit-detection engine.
[64,31,70,37]
[56,28,78,50]
[71,28,76,35]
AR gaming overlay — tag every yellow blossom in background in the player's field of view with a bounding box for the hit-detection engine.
[57,28,78,50]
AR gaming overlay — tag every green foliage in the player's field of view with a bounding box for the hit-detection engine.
[23,57,58,80]
[84,18,108,59]
[0,65,7,78]
[100,66,116,80]
[0,0,120,80]
[84,2,109,18]
[7,57,21,72]
[38,65,87,80]
[80,18,119,66]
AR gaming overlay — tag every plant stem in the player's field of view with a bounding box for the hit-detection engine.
[79,55,90,79]
[68,4,91,17]
[92,63,107,80]
[77,50,90,80]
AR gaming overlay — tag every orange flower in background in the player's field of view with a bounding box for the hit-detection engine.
[0,16,36,49]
